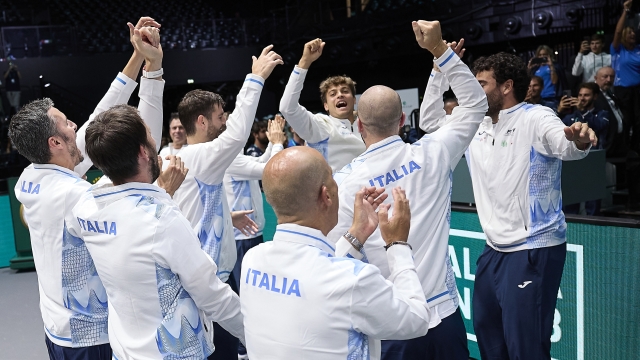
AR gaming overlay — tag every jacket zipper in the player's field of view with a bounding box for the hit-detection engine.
[515,195,528,231]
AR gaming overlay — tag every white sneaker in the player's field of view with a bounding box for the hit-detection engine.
[238,354,249,360]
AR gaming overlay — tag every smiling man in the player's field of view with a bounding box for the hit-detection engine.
[279,38,366,172]
[159,112,187,157]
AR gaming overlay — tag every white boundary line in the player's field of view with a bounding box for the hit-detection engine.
[450,229,584,360]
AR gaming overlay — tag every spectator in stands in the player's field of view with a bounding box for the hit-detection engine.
[246,120,268,157]
[524,75,545,105]
[528,45,568,110]
[443,97,458,115]
[572,34,611,83]
[561,83,609,150]
[3,62,21,114]
[159,112,187,157]
[611,0,640,152]
[594,66,627,157]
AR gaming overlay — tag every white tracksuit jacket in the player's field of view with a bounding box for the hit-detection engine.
[223,143,283,240]
[240,224,430,360]
[328,48,488,327]
[159,142,187,158]
[168,74,264,282]
[69,182,244,360]
[279,66,366,172]
[421,68,589,252]
[14,73,164,347]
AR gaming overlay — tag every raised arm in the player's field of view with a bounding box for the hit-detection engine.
[420,39,466,134]
[130,23,164,151]
[154,215,244,343]
[74,17,161,176]
[199,46,283,183]
[420,67,450,134]
[613,0,632,50]
[412,22,487,170]
[278,39,332,143]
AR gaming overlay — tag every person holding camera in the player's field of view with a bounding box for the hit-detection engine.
[572,34,611,83]
[528,45,569,110]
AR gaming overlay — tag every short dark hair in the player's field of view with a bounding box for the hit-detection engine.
[251,120,268,135]
[591,34,604,42]
[85,105,149,184]
[8,98,57,164]
[319,75,356,104]
[530,75,544,86]
[177,90,225,136]
[578,82,599,95]
[473,53,530,103]
[170,112,180,121]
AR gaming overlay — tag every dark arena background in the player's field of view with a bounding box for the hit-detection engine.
[0,1,639,359]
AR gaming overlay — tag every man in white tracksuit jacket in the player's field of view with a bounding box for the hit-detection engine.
[166,46,283,360]
[10,23,164,360]
[241,146,430,360]
[421,51,597,359]
[224,132,286,291]
[279,38,366,173]
[328,21,487,360]
[69,104,243,360]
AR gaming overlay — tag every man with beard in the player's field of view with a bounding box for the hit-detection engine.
[9,17,182,360]
[245,120,269,157]
[561,83,609,150]
[166,45,283,360]
[279,38,366,173]
[421,52,597,359]
[69,104,241,360]
[159,112,187,157]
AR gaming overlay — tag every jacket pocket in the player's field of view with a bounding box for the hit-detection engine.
[514,195,528,231]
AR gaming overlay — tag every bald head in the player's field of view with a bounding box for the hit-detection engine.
[358,85,403,137]
[263,147,332,218]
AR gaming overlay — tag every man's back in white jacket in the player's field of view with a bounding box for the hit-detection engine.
[69,182,243,360]
[168,74,264,282]
[328,47,488,325]
[241,224,429,360]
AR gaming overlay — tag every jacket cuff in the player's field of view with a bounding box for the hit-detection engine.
[386,244,416,281]
[244,73,266,89]
[434,47,458,74]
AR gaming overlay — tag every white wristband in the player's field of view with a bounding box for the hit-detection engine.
[143,68,163,78]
